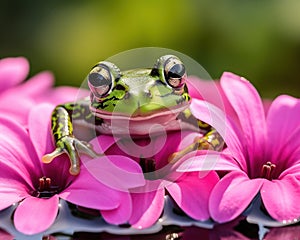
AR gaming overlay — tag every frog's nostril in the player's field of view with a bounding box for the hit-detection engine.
[124,91,130,99]
[145,91,152,98]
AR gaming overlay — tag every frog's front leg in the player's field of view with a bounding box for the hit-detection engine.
[42,105,98,175]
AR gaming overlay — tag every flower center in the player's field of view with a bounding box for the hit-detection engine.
[260,161,276,180]
[32,177,60,198]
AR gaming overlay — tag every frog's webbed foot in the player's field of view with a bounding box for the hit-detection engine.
[42,136,99,175]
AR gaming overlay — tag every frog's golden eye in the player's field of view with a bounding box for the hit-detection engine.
[88,62,120,99]
[164,56,186,89]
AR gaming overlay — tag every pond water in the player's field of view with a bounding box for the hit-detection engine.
[1,197,299,240]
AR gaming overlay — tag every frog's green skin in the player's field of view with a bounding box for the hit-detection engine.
[42,55,223,175]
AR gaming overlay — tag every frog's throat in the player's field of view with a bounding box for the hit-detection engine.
[89,102,190,121]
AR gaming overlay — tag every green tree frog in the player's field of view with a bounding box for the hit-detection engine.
[42,55,223,175]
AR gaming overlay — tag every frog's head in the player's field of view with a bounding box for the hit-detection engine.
[87,55,190,124]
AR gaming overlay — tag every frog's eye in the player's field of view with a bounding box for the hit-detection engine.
[164,56,186,88]
[152,55,187,89]
[88,62,120,99]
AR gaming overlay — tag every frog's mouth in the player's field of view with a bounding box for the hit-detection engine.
[90,102,189,121]
[90,101,193,136]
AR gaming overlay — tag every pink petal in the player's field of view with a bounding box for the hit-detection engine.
[279,163,300,179]
[154,131,202,170]
[45,87,89,105]
[220,72,266,163]
[28,104,55,160]
[176,150,242,172]
[261,175,300,222]
[82,155,145,191]
[190,99,248,171]
[0,156,34,191]
[0,181,28,210]
[89,135,120,154]
[108,131,200,169]
[129,188,165,229]
[209,171,264,223]
[14,195,59,235]
[275,127,300,169]
[0,57,29,92]
[100,192,132,224]
[59,165,121,210]
[110,136,164,160]
[0,96,34,125]
[267,95,300,134]
[0,117,41,183]
[187,77,238,120]
[266,95,300,164]
[0,72,56,121]
[15,71,54,98]
[166,171,219,220]
[187,77,223,105]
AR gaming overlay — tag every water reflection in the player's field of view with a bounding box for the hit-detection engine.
[2,201,300,239]
[2,222,300,240]
[26,222,250,240]
[41,223,300,240]
[0,228,14,240]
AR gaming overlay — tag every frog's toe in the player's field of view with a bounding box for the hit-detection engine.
[69,162,80,175]
[68,141,98,175]
[42,136,99,175]
[66,139,98,175]
[65,142,81,175]
[42,148,64,164]
[75,140,99,159]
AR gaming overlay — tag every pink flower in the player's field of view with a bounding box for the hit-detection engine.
[0,229,13,240]
[0,57,87,125]
[186,76,237,118]
[178,72,300,223]
[84,131,219,229]
[186,76,272,120]
[0,104,144,235]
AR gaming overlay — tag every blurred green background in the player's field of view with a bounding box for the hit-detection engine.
[1,0,299,98]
